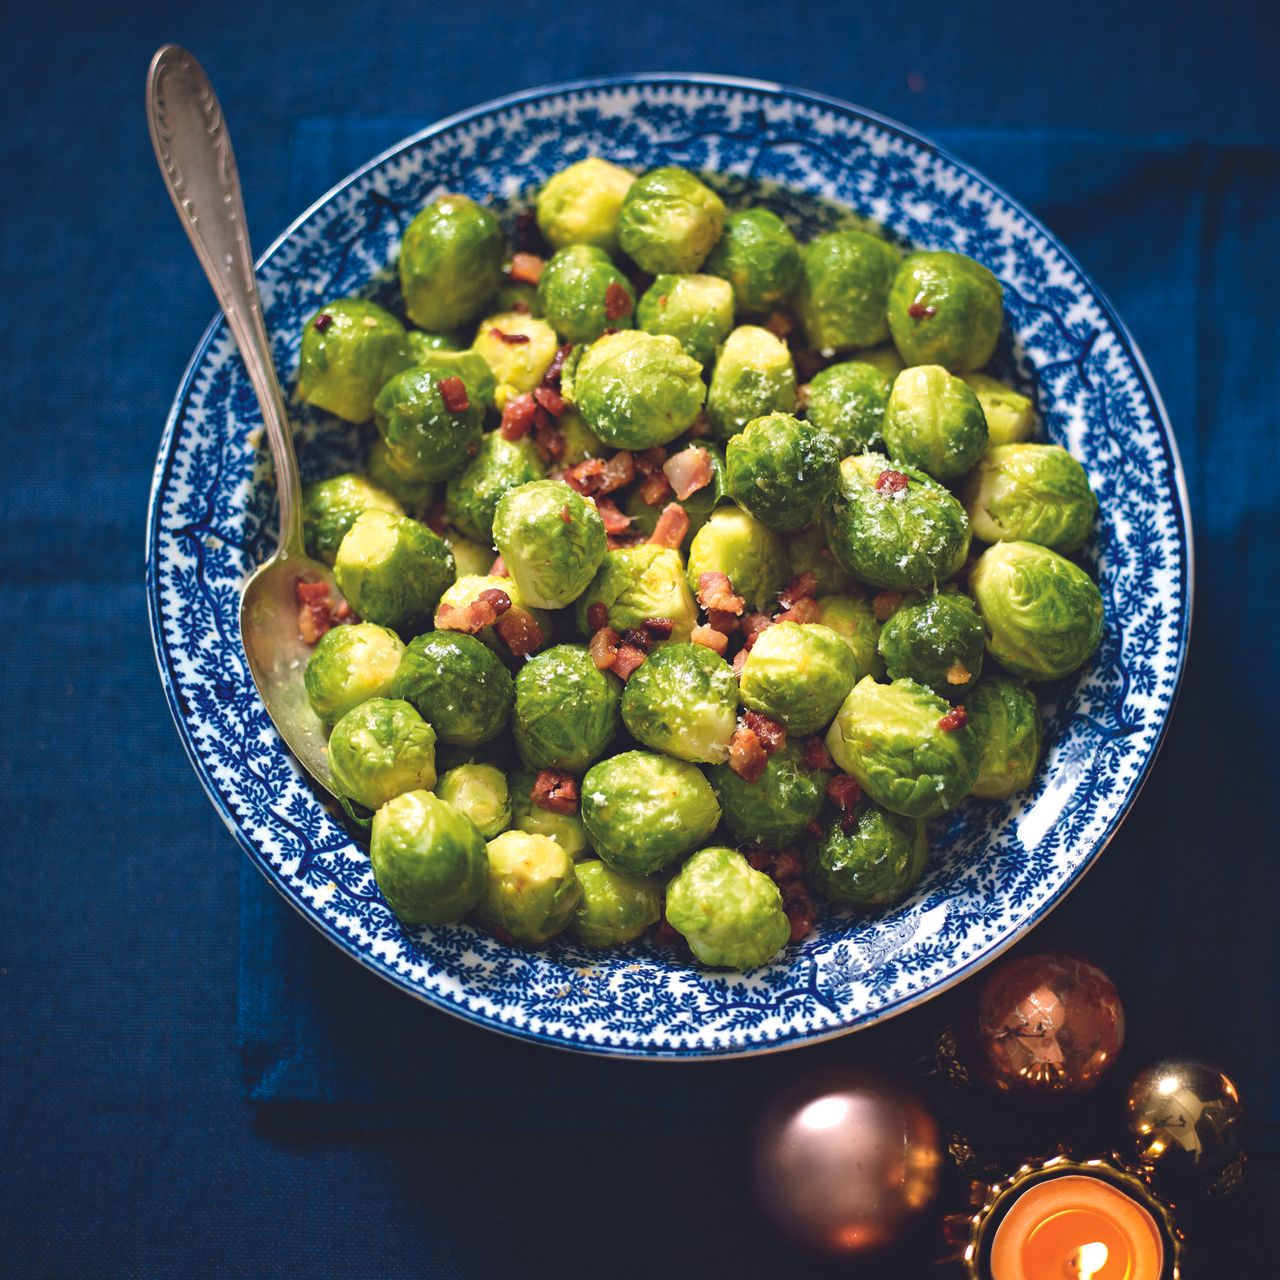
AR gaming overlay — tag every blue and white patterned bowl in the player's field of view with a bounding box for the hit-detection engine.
[147,76,1191,1059]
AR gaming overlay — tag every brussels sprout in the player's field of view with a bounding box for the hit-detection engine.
[963,443,1097,554]
[571,330,706,450]
[858,343,906,379]
[796,230,899,354]
[573,545,699,641]
[444,431,546,543]
[492,479,606,609]
[370,789,488,925]
[568,859,663,948]
[812,594,884,681]
[803,360,892,457]
[739,621,859,734]
[557,409,606,464]
[877,590,985,700]
[435,763,511,838]
[297,298,414,423]
[508,766,592,860]
[443,535,496,581]
[536,245,635,344]
[887,250,1003,372]
[708,739,829,847]
[494,277,543,318]
[685,506,787,612]
[400,194,505,331]
[636,274,735,367]
[473,830,581,946]
[390,631,515,746]
[536,157,636,254]
[620,642,739,763]
[471,310,560,406]
[808,803,928,908]
[328,697,438,810]
[302,472,404,565]
[704,208,801,315]
[365,441,436,518]
[373,367,485,484]
[624,443,726,545]
[968,542,1104,681]
[408,347,499,411]
[513,644,621,772]
[822,453,971,591]
[581,750,720,876]
[407,328,468,356]
[304,621,406,725]
[705,325,796,440]
[434,573,551,656]
[824,675,980,818]
[334,510,455,634]
[960,373,1037,446]
[724,411,839,532]
[786,526,853,595]
[882,365,989,481]
[616,166,726,274]
[966,674,1043,799]
[665,846,790,969]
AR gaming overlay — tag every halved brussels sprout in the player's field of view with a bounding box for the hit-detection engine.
[808,803,928,908]
[620,641,739,763]
[304,621,405,725]
[473,830,581,946]
[705,325,796,440]
[568,859,663,947]
[443,535,497,581]
[445,431,546,544]
[407,329,468,356]
[435,763,511,839]
[708,739,829,846]
[407,347,499,412]
[513,644,621,773]
[796,230,899,353]
[573,545,698,641]
[704,207,802,315]
[960,373,1037,446]
[571,330,707,450]
[824,675,980,818]
[370,789,488,925]
[822,453,970,591]
[297,298,414,423]
[685,506,787,612]
[492,479,606,609]
[328,697,438,811]
[624,442,726,545]
[435,573,550,655]
[390,631,514,746]
[966,674,1043,799]
[636,273,735,366]
[803,360,892,457]
[665,846,790,969]
[365,441,436,518]
[725,410,839,531]
[471,310,560,405]
[399,194,505,331]
[963,443,1097,554]
[813,593,884,681]
[739,621,859,734]
[508,765,592,860]
[373,367,485,483]
[882,365,989,481]
[786,526,853,595]
[616,166,726,274]
[537,244,635,344]
[536,157,636,254]
[581,751,721,876]
[968,541,1104,680]
[877,590,984,700]
[302,472,404,565]
[333,510,455,634]
[887,250,1003,371]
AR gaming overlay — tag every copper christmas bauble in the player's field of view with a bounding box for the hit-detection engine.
[751,1067,942,1256]
[971,952,1125,1097]
[1126,1057,1247,1195]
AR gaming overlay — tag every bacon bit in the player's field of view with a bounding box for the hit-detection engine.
[662,446,713,501]
[313,312,333,332]
[687,412,713,438]
[436,587,512,634]
[648,502,689,549]
[946,661,972,686]
[642,617,675,642]
[796,382,812,412]
[491,555,508,577]
[621,627,654,654]
[607,529,646,550]
[601,326,620,337]
[513,209,540,252]
[731,648,749,678]
[543,343,573,387]
[728,726,768,782]
[778,572,819,610]
[594,497,631,535]
[295,579,341,644]
[800,737,833,771]
[532,419,566,464]
[938,704,969,732]
[745,847,816,937]
[494,606,545,657]
[558,504,573,525]
[746,848,804,884]
[508,252,544,285]
[489,327,530,345]
[907,299,938,320]
[296,605,330,644]
[826,774,863,830]
[424,502,449,535]
[612,644,647,681]
[295,580,330,604]
[697,572,745,618]
[563,458,605,495]
[875,469,910,496]
[488,923,519,947]
[782,881,816,942]
[601,452,636,492]
[509,299,531,315]
[657,294,668,307]
[793,349,827,382]
[437,376,470,413]
[776,597,823,625]
[764,309,795,339]
[637,470,674,506]
[871,590,904,623]
[588,625,621,670]
[604,281,633,320]
[743,710,787,755]
[705,608,740,634]
[633,447,667,477]
[500,393,538,440]
[653,915,689,953]
[740,612,775,651]
[333,600,354,622]
[690,624,729,656]
[531,768,578,814]
[586,602,609,632]
[805,819,825,840]
[533,385,568,417]
[564,451,635,497]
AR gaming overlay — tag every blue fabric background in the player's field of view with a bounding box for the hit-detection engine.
[3,2,1278,1275]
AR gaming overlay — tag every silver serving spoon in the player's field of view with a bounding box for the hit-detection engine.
[147,45,336,795]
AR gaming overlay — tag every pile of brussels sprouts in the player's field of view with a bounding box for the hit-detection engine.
[291,156,1104,971]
